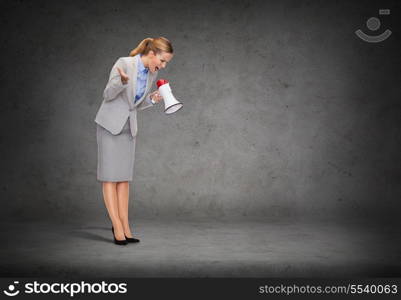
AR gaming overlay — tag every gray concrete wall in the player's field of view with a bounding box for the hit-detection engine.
[0,0,400,222]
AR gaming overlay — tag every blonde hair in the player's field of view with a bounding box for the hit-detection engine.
[129,37,173,57]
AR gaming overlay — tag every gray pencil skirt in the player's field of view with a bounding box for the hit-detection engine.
[96,120,136,182]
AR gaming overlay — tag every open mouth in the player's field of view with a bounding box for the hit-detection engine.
[155,67,159,71]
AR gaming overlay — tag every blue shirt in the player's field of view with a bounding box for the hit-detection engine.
[135,54,149,103]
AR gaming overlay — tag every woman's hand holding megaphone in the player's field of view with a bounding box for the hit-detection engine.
[149,90,163,103]
[117,67,129,84]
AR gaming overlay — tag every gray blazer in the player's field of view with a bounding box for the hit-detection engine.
[94,55,158,137]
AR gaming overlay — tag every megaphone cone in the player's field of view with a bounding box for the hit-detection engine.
[157,79,183,114]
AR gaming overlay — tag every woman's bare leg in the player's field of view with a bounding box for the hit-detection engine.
[102,182,125,240]
[116,181,133,238]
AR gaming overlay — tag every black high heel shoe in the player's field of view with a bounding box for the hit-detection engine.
[112,227,140,243]
[111,227,127,245]
[125,236,140,243]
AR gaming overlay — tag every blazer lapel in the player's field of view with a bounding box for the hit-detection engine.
[126,56,137,110]
[133,68,157,108]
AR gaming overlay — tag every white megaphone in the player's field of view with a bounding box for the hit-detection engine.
[156,79,183,114]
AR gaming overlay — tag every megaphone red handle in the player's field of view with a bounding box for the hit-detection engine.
[157,79,169,88]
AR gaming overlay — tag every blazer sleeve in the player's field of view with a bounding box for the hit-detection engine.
[136,93,155,111]
[103,57,130,102]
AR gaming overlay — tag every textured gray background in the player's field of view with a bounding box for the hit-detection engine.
[0,0,400,224]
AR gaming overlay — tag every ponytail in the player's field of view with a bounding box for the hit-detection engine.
[129,37,173,56]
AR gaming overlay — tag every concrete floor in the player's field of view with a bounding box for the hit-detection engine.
[1,218,400,278]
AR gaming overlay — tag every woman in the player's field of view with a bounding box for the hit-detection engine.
[94,37,174,245]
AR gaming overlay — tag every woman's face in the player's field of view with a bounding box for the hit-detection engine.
[146,50,173,73]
